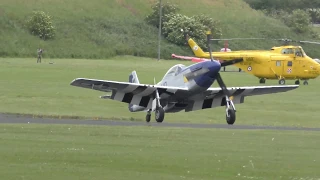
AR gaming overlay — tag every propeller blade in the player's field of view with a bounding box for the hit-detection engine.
[206,31,214,62]
[215,73,231,97]
[220,58,243,67]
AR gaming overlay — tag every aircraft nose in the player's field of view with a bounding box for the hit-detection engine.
[206,60,221,77]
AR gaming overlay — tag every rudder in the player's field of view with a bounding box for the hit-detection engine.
[129,71,140,84]
[187,38,208,58]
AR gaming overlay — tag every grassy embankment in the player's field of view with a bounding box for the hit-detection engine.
[1,57,319,128]
[1,0,319,59]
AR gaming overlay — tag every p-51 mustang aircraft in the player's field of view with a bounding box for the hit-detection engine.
[70,59,298,125]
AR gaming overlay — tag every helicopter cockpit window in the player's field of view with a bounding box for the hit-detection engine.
[276,61,281,66]
[281,48,294,54]
[294,48,303,57]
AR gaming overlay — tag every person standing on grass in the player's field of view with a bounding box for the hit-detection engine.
[37,48,43,63]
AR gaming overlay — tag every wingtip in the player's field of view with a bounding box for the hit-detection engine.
[70,78,83,86]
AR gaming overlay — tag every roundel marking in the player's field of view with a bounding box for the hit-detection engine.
[193,45,199,51]
[247,66,252,71]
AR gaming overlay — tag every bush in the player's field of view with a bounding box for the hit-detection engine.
[26,11,55,40]
[145,1,179,29]
[163,14,210,50]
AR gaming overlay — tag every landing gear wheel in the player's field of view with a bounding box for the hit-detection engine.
[278,79,285,85]
[146,114,151,123]
[226,108,236,125]
[259,78,266,84]
[155,107,165,123]
[295,80,300,85]
[303,80,308,85]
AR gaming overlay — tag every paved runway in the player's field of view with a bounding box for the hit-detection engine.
[0,114,319,131]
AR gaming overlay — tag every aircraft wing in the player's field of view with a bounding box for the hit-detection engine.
[71,78,298,112]
[185,85,299,112]
[70,78,189,109]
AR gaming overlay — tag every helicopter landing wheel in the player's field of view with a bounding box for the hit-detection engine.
[278,79,285,85]
[295,80,300,85]
[259,78,266,84]
[303,80,308,85]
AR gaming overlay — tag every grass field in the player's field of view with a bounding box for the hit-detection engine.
[1,56,320,128]
[0,124,319,180]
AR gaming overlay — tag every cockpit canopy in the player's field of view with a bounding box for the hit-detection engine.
[163,64,186,79]
[280,47,306,57]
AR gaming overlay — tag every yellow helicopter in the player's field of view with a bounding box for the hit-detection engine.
[173,33,320,85]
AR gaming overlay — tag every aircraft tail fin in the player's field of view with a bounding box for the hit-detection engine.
[187,38,208,58]
[129,71,140,84]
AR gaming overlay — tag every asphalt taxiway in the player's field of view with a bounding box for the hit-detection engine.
[0,114,319,131]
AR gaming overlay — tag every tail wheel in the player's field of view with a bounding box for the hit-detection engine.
[155,107,165,123]
[226,108,236,125]
[146,114,151,123]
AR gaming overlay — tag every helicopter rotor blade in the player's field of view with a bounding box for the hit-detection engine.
[298,40,320,45]
[210,38,266,41]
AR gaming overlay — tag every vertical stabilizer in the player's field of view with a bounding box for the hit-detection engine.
[129,71,140,84]
[187,38,208,58]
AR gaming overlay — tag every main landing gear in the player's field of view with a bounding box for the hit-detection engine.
[216,73,237,125]
[295,79,308,85]
[260,78,309,85]
[225,96,236,125]
[145,107,165,123]
[259,78,266,84]
[145,88,165,123]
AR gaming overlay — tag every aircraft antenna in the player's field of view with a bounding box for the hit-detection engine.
[157,0,162,61]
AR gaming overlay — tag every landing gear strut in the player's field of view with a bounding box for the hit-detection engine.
[145,88,165,123]
[216,73,237,125]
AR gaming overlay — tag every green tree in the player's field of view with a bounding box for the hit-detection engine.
[307,8,320,23]
[163,13,213,50]
[192,14,222,42]
[26,11,55,40]
[145,1,179,29]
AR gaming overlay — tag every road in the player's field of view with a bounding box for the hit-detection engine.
[0,114,319,131]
